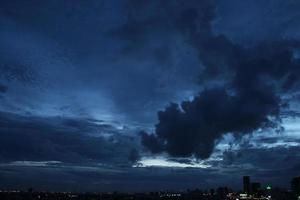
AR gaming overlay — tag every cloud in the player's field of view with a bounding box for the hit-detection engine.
[142,88,280,159]
[0,112,140,165]
[140,0,300,159]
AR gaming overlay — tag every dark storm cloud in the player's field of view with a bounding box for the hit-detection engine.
[140,0,300,159]
[110,0,214,63]
[142,87,280,159]
[109,1,170,61]
[0,112,140,165]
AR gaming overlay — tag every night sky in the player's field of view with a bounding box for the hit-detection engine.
[1,0,300,192]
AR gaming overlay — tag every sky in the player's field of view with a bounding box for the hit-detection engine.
[1,0,300,192]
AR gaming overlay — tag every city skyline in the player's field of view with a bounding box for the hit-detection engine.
[0,175,299,200]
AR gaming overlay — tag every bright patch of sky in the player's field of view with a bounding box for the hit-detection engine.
[134,157,212,169]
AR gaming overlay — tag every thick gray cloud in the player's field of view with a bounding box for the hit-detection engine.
[0,111,140,166]
[140,0,300,159]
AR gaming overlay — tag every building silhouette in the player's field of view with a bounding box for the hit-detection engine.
[291,176,300,195]
[243,176,250,194]
[251,182,261,194]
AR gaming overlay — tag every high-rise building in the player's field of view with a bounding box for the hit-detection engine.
[243,176,250,194]
[251,182,261,194]
[291,176,300,195]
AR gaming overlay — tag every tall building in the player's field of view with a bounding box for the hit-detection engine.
[251,182,261,194]
[291,176,300,195]
[243,176,250,194]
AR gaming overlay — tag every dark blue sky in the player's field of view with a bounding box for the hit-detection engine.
[1,0,300,192]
